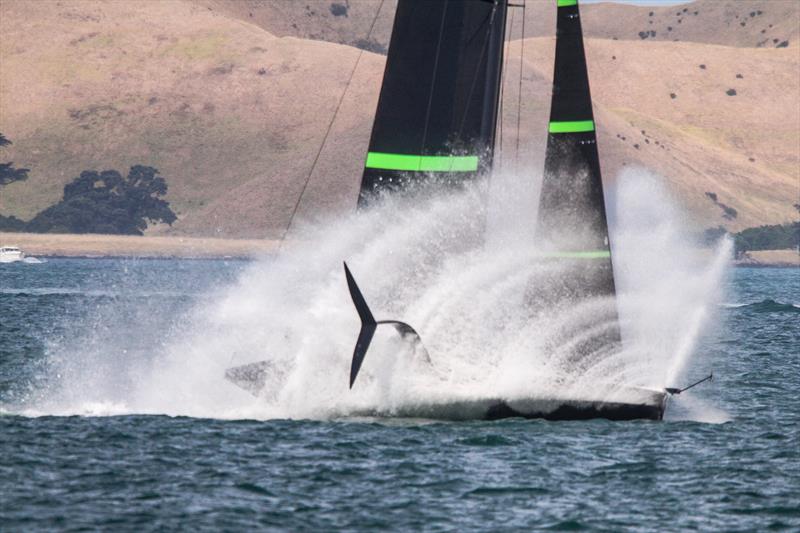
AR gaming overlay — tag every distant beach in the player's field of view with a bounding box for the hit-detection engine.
[2,232,796,266]
[734,249,799,268]
[0,232,278,259]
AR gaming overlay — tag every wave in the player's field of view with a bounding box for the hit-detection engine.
[1,288,103,296]
[0,288,200,298]
[721,299,800,313]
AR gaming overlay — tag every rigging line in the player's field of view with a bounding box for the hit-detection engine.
[280,0,385,244]
[456,5,496,140]
[515,0,526,171]
[466,4,494,45]
[498,3,516,171]
[419,1,449,157]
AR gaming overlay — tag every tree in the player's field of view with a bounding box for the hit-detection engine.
[734,222,800,255]
[702,226,728,246]
[26,165,177,235]
[0,132,30,187]
[0,214,26,231]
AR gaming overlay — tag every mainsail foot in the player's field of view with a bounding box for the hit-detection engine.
[344,262,430,388]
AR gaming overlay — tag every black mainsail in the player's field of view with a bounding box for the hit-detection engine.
[535,0,617,300]
[358,0,508,206]
[529,0,630,403]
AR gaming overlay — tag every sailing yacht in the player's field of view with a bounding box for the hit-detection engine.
[228,0,696,420]
[343,0,670,420]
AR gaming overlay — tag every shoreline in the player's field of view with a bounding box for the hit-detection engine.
[2,232,797,267]
[734,250,799,269]
[0,232,279,259]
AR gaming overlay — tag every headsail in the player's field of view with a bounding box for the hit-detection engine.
[536,0,618,301]
[358,0,508,206]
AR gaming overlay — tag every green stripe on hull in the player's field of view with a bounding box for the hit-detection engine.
[541,250,610,259]
[549,120,595,133]
[557,0,578,7]
[365,152,479,172]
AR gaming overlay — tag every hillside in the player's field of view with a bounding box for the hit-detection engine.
[193,0,396,53]
[0,0,382,237]
[0,0,798,238]
[538,0,799,47]
[195,0,799,49]
[499,35,799,229]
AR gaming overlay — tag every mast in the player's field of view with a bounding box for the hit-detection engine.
[358,0,508,207]
[536,0,618,301]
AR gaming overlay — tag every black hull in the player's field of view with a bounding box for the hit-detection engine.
[484,398,666,422]
[353,390,669,422]
[226,363,670,422]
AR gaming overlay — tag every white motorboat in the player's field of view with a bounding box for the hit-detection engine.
[0,246,25,263]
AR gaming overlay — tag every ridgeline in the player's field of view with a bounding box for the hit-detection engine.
[0,0,797,239]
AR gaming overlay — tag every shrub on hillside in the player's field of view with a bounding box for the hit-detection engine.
[353,38,387,54]
[25,165,177,235]
[0,133,30,187]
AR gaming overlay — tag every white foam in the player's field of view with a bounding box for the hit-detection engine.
[665,393,732,424]
[11,168,730,421]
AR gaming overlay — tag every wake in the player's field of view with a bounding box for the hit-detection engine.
[8,168,731,421]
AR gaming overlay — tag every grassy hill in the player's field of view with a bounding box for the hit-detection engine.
[195,0,800,49]
[0,0,797,238]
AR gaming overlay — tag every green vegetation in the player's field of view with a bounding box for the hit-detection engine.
[0,133,30,187]
[704,191,738,220]
[0,214,26,231]
[704,221,800,256]
[0,165,177,235]
[733,222,799,255]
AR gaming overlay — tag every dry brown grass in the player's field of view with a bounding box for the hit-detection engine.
[0,0,797,239]
[741,249,800,267]
[196,0,800,50]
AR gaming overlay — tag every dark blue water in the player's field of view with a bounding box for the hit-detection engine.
[2,259,798,531]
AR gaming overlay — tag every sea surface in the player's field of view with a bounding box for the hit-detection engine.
[1,258,798,531]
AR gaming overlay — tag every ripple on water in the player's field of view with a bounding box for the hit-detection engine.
[2,263,799,530]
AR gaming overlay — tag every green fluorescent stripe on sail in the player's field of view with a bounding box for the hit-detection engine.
[542,250,611,259]
[365,152,419,171]
[418,155,479,172]
[549,120,595,133]
[365,152,479,172]
[557,0,578,7]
